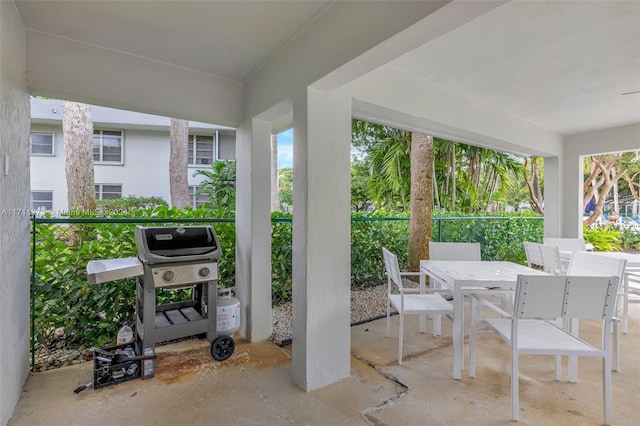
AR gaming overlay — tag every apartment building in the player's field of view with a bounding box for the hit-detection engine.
[29,98,235,213]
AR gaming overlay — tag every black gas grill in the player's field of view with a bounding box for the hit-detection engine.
[133,225,234,377]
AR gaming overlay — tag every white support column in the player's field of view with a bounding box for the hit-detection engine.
[291,87,352,391]
[561,149,584,238]
[0,2,31,424]
[543,156,562,237]
[235,118,273,342]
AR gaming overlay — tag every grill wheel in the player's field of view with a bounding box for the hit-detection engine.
[211,336,235,361]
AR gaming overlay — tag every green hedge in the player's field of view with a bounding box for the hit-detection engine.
[31,208,543,366]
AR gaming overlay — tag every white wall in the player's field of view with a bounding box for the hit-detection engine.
[29,124,67,212]
[26,31,242,127]
[29,123,230,212]
[0,1,31,424]
[94,129,172,203]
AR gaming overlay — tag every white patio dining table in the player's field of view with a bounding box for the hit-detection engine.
[420,260,548,380]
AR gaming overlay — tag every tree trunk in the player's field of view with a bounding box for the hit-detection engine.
[524,158,544,214]
[432,164,440,210]
[623,173,640,203]
[612,169,619,213]
[169,118,190,208]
[408,133,433,272]
[583,154,624,226]
[469,149,481,189]
[451,147,456,210]
[270,134,280,211]
[62,101,95,212]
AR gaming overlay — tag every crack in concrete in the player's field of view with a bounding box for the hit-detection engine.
[352,352,409,425]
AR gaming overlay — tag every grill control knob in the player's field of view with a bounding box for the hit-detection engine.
[162,270,175,283]
[198,267,210,278]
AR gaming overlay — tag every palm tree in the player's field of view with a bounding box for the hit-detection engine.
[352,122,411,211]
[433,138,457,211]
[193,160,237,214]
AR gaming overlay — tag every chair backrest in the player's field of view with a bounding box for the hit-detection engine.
[523,242,544,269]
[382,247,404,293]
[566,252,627,282]
[513,275,619,320]
[539,244,564,275]
[429,242,481,260]
[543,237,587,252]
[628,269,640,295]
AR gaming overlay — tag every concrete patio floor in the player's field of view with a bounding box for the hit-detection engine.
[9,304,640,426]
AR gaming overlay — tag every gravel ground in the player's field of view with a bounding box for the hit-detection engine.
[271,280,420,345]
[34,281,413,369]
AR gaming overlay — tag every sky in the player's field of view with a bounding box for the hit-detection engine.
[277,128,293,169]
[276,128,360,169]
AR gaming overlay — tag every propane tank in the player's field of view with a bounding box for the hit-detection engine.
[217,285,241,336]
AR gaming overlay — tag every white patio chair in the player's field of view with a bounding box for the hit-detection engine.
[523,241,544,269]
[543,237,588,251]
[382,247,453,365]
[429,242,481,261]
[620,266,640,333]
[565,252,626,378]
[539,244,565,275]
[543,237,593,269]
[470,274,620,425]
[523,242,565,377]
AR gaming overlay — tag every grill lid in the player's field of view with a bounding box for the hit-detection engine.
[135,225,222,264]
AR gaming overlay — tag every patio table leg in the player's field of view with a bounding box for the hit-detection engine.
[452,289,464,379]
[568,318,579,382]
[419,273,426,333]
[623,273,629,334]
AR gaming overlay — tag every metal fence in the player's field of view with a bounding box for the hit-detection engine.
[30,215,543,369]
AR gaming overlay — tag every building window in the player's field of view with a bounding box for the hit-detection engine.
[30,133,54,155]
[188,135,214,166]
[31,191,53,210]
[95,184,122,200]
[189,186,208,208]
[217,131,236,160]
[93,130,123,163]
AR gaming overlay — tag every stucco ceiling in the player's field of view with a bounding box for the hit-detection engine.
[15,0,332,82]
[389,0,640,135]
[15,0,640,138]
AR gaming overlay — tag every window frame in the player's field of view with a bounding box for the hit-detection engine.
[29,132,55,156]
[188,134,215,167]
[30,190,53,211]
[189,185,208,208]
[95,183,123,200]
[216,130,236,161]
[93,129,124,164]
